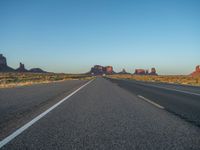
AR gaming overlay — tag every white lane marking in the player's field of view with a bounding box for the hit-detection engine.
[0,79,94,149]
[135,81,200,97]
[138,95,165,109]
[148,84,200,97]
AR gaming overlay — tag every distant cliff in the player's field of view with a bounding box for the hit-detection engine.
[0,54,15,72]
[89,65,158,76]
[90,65,114,75]
[0,54,47,73]
[16,63,28,72]
[134,67,158,75]
[191,65,200,76]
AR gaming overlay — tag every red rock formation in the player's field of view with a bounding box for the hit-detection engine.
[90,65,114,75]
[191,65,200,76]
[196,65,200,72]
[134,67,158,75]
[134,69,146,75]
[105,66,113,74]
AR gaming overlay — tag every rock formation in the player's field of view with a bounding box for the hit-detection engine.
[118,69,130,74]
[0,54,47,73]
[191,65,200,76]
[149,68,158,75]
[90,65,114,75]
[104,66,113,74]
[134,69,146,75]
[134,67,158,75]
[16,63,28,72]
[0,54,7,67]
[0,54,15,72]
[29,68,46,73]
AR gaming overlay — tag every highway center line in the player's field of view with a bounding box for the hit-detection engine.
[138,95,165,109]
[0,79,94,149]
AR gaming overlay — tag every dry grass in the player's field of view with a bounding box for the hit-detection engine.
[0,73,93,88]
[108,74,200,86]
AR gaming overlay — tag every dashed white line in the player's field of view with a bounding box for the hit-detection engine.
[138,95,165,109]
[0,79,94,149]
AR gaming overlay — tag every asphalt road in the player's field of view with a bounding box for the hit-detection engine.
[0,80,88,139]
[1,78,200,149]
[108,78,200,127]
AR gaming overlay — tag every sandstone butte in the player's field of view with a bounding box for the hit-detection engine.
[191,65,200,76]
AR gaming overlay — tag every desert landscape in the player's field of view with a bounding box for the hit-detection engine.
[0,73,93,88]
[1,55,199,88]
[108,74,200,86]
[1,1,200,149]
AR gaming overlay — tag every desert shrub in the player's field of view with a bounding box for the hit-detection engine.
[108,74,200,86]
[0,73,92,88]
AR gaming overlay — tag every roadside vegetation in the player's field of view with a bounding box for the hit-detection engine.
[108,74,200,86]
[0,73,93,88]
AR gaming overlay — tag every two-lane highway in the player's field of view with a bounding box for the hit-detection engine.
[0,77,200,149]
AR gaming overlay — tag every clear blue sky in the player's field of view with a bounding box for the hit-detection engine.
[0,0,199,74]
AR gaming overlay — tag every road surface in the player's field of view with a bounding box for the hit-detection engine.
[0,78,200,149]
[108,78,200,127]
[0,80,88,139]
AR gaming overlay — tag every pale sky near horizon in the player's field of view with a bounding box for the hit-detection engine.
[0,0,199,75]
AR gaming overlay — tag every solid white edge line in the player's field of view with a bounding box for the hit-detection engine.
[135,81,200,97]
[149,84,200,97]
[138,95,165,109]
[0,79,94,149]
[110,78,200,97]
